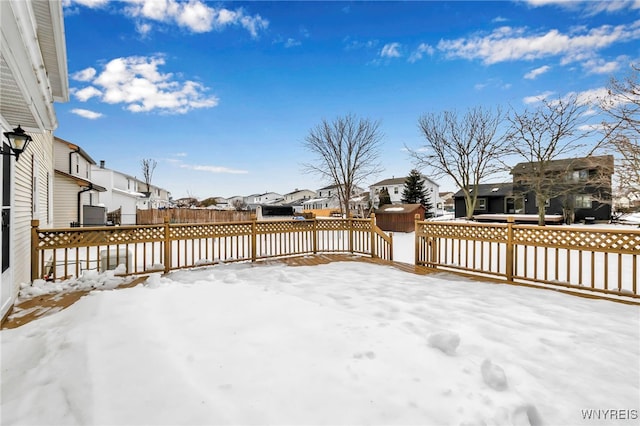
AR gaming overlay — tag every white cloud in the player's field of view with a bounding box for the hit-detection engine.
[437,21,640,66]
[73,55,218,114]
[73,86,102,101]
[568,87,610,106]
[525,0,640,14]
[71,67,97,82]
[240,15,269,38]
[135,22,153,37]
[408,43,435,63]
[284,38,301,48]
[71,108,103,119]
[66,0,109,8]
[523,90,555,104]
[380,42,402,58]
[119,0,268,36]
[179,163,249,174]
[344,38,379,51]
[524,65,551,79]
[492,16,508,23]
[582,57,625,74]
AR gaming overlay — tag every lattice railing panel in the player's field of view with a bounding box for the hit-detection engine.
[256,220,314,234]
[37,226,165,249]
[316,219,350,231]
[351,220,372,231]
[417,222,509,243]
[170,222,253,240]
[513,227,640,254]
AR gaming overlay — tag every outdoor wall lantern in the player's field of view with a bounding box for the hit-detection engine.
[1,125,33,161]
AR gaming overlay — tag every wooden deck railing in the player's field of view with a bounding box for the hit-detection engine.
[31,215,392,281]
[415,215,640,299]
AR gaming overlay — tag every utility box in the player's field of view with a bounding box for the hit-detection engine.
[100,249,132,272]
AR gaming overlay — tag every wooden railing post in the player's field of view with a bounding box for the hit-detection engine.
[370,213,376,258]
[163,216,171,274]
[251,214,257,262]
[31,220,39,282]
[414,214,420,265]
[506,216,514,281]
[312,217,318,254]
[348,214,354,254]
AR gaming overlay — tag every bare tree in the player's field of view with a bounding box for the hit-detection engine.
[141,158,157,194]
[232,199,248,211]
[506,95,594,225]
[303,114,383,216]
[600,65,640,206]
[408,106,506,219]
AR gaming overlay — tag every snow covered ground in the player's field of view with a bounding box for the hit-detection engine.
[2,258,638,425]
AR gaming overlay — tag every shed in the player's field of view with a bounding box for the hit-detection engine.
[374,204,426,233]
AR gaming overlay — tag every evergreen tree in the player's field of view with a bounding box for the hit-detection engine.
[378,187,392,206]
[402,169,433,211]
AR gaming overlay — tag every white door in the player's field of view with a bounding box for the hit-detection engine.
[1,141,13,317]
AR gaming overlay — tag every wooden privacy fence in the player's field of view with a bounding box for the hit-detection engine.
[137,208,252,224]
[415,215,640,299]
[31,215,392,281]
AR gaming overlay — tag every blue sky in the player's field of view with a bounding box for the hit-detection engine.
[57,0,640,199]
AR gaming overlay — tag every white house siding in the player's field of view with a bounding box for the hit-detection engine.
[92,167,142,225]
[111,191,139,224]
[3,132,55,316]
[53,139,69,173]
[52,176,91,228]
[0,0,68,320]
[284,190,315,203]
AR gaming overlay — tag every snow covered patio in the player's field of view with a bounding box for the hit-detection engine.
[2,256,639,425]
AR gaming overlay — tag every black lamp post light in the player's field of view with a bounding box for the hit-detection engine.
[1,125,33,161]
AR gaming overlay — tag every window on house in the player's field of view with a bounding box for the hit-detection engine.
[567,170,589,181]
[394,187,398,194]
[475,198,487,211]
[575,194,592,209]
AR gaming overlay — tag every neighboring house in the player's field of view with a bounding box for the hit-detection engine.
[454,156,615,223]
[253,192,283,205]
[316,184,364,199]
[303,184,363,212]
[52,138,107,227]
[1,0,69,320]
[136,181,171,210]
[439,192,455,213]
[454,183,515,218]
[212,197,230,210]
[91,160,145,225]
[302,196,341,211]
[349,192,371,218]
[243,192,284,211]
[369,176,440,215]
[244,193,261,206]
[374,204,426,233]
[512,155,614,222]
[283,189,315,203]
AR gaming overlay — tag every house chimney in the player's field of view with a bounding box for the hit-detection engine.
[100,160,105,168]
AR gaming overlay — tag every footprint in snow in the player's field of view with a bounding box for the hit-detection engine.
[353,351,376,360]
[481,359,508,391]
[427,331,460,356]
